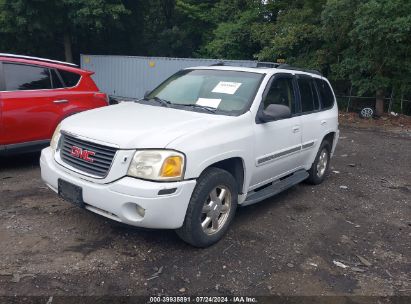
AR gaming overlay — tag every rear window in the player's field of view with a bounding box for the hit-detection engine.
[315,79,335,109]
[58,69,81,87]
[4,63,51,91]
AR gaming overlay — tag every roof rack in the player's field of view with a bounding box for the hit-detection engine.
[208,61,322,75]
[209,61,225,66]
[256,62,280,68]
[277,64,322,76]
[0,53,78,67]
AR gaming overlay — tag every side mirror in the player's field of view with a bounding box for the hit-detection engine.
[258,104,291,123]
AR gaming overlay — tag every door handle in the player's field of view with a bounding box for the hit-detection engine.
[53,99,69,104]
[321,120,327,126]
[292,126,300,133]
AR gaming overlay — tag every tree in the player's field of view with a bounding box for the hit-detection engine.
[254,0,411,115]
[202,9,260,59]
[326,0,411,115]
[0,0,129,62]
[199,0,263,59]
[255,0,326,68]
[0,0,410,116]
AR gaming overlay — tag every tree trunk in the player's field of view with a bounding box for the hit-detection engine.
[375,89,385,116]
[63,33,73,63]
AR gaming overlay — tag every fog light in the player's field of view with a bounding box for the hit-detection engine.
[122,202,145,221]
[136,205,145,217]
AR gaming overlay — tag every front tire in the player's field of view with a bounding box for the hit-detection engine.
[176,167,238,247]
[306,140,331,185]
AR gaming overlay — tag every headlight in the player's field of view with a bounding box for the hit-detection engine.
[127,150,185,181]
[50,124,62,154]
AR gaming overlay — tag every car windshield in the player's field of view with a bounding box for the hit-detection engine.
[145,69,264,115]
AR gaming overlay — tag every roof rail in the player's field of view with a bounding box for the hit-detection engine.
[0,53,78,67]
[209,61,225,66]
[277,64,322,76]
[256,62,280,68]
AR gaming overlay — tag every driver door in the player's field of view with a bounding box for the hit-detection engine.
[250,73,303,189]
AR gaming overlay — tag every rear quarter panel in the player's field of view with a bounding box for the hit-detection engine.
[53,75,107,133]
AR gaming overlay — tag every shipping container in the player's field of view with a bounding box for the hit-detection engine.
[80,55,257,100]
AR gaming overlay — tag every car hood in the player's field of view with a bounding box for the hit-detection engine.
[60,102,227,149]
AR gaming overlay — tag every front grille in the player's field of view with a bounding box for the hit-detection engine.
[60,133,117,178]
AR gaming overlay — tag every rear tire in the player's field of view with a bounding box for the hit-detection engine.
[176,167,238,247]
[306,140,331,185]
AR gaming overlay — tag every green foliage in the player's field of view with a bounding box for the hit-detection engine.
[201,7,261,59]
[254,0,411,110]
[0,0,410,111]
[324,0,411,95]
[0,0,129,60]
[256,3,326,68]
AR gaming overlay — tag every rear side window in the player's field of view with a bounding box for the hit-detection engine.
[58,69,81,87]
[4,63,51,91]
[51,69,64,89]
[298,77,319,113]
[315,79,335,109]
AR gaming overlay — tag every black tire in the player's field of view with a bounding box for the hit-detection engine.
[306,140,331,185]
[359,107,374,119]
[176,167,238,247]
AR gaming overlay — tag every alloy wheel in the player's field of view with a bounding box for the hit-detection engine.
[201,186,232,235]
[316,149,329,178]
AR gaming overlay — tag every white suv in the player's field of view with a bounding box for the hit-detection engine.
[40,65,339,247]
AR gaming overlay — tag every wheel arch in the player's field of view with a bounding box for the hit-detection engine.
[323,131,336,148]
[201,157,246,195]
[306,131,338,170]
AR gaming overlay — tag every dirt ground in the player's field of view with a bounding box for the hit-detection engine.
[339,112,411,134]
[0,126,410,297]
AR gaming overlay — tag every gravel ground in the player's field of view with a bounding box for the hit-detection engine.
[0,126,410,297]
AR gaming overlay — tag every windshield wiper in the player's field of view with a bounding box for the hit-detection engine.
[174,103,217,114]
[153,97,172,107]
[141,96,171,107]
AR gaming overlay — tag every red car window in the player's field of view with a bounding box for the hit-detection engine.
[58,69,81,87]
[50,69,65,89]
[4,63,52,91]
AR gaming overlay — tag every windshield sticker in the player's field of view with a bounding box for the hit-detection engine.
[212,82,242,95]
[196,98,222,108]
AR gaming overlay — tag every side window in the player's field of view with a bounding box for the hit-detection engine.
[315,79,335,109]
[297,77,319,113]
[58,69,81,87]
[4,63,52,91]
[312,79,320,110]
[50,69,64,89]
[0,62,5,91]
[263,77,296,114]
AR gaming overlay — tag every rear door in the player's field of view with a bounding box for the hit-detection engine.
[51,68,105,114]
[1,62,59,145]
[296,75,326,164]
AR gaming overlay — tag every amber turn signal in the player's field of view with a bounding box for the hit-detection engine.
[160,156,183,178]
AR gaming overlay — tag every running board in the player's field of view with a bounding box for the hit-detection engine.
[241,170,309,207]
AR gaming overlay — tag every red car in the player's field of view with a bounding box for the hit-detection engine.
[0,53,108,155]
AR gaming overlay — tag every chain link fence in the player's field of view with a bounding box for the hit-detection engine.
[336,95,411,116]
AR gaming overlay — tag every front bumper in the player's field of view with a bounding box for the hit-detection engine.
[40,148,196,229]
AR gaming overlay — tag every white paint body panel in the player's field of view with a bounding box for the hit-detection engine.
[41,148,196,229]
[40,66,339,229]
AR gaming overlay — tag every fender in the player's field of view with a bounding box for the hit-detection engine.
[190,150,250,194]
